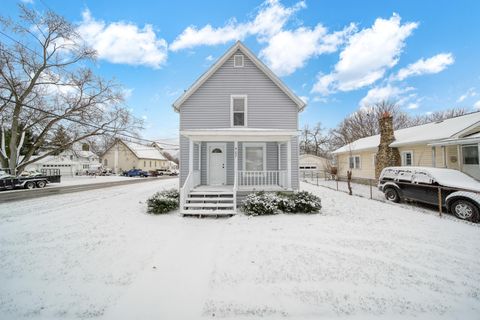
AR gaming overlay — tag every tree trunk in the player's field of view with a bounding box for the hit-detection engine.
[8,102,22,175]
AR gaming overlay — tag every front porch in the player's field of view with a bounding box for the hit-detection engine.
[180,128,297,215]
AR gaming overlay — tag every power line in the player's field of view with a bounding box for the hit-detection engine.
[14,102,168,145]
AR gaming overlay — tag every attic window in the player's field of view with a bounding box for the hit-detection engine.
[234,54,244,67]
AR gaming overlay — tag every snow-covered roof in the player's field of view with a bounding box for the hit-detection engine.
[73,150,99,159]
[172,41,306,111]
[122,141,166,160]
[333,112,480,154]
[382,166,480,191]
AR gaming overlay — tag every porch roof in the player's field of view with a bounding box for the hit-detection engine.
[180,128,298,141]
[429,132,480,146]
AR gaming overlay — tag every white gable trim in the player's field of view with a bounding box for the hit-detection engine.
[172,41,306,112]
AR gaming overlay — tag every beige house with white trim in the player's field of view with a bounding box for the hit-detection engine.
[333,112,480,180]
[101,140,168,174]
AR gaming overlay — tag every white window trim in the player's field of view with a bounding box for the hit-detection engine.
[401,150,414,166]
[349,155,361,169]
[205,142,227,186]
[230,95,248,127]
[242,142,267,171]
[234,54,244,67]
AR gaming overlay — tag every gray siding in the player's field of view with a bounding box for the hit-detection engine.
[180,135,189,186]
[180,49,298,130]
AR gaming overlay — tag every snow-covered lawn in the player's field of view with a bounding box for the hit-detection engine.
[1,179,479,319]
[57,175,134,187]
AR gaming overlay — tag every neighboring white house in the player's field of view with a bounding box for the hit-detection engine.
[299,154,329,171]
[25,143,100,176]
[333,112,480,179]
[174,41,305,215]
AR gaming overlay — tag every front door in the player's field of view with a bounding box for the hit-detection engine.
[208,144,226,185]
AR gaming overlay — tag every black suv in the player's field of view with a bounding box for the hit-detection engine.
[378,166,480,222]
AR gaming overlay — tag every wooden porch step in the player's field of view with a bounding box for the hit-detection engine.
[189,191,234,196]
[186,197,234,203]
[184,203,234,209]
[182,210,236,217]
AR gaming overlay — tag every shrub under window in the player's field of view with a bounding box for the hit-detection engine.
[242,191,321,215]
[241,192,279,216]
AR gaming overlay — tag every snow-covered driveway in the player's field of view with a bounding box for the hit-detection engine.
[1,179,479,319]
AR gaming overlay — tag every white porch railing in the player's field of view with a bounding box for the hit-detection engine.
[238,170,288,188]
[193,170,201,187]
[180,172,194,210]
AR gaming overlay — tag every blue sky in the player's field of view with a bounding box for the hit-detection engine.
[4,0,480,141]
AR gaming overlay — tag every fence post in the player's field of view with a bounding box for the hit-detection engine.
[324,170,327,181]
[437,187,443,217]
[303,170,305,181]
[316,172,319,185]
[369,179,373,199]
[336,178,339,191]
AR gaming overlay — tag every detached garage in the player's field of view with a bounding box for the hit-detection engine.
[299,154,329,171]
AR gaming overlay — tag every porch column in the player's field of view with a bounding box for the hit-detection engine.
[442,146,447,167]
[431,147,436,167]
[234,141,238,188]
[287,139,292,189]
[189,138,193,176]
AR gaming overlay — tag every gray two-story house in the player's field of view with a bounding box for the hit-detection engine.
[173,41,305,215]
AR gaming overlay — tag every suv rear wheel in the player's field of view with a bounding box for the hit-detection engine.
[451,199,479,222]
[384,187,400,203]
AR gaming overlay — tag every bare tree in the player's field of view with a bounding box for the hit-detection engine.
[0,5,142,174]
[328,101,466,151]
[299,124,312,155]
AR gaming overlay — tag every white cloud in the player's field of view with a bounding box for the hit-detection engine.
[205,55,215,61]
[312,14,418,95]
[457,87,477,103]
[78,9,168,68]
[359,85,414,107]
[394,53,454,81]
[299,95,309,104]
[407,102,419,109]
[260,23,356,76]
[20,0,34,4]
[170,0,305,51]
[474,100,480,109]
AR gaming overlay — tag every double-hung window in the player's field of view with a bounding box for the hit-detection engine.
[401,151,413,166]
[243,143,266,171]
[462,145,479,165]
[231,95,247,127]
[349,155,361,169]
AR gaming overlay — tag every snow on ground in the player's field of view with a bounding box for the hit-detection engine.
[1,179,479,319]
[56,175,136,187]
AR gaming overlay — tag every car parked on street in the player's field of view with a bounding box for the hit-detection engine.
[124,169,149,177]
[378,166,480,222]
